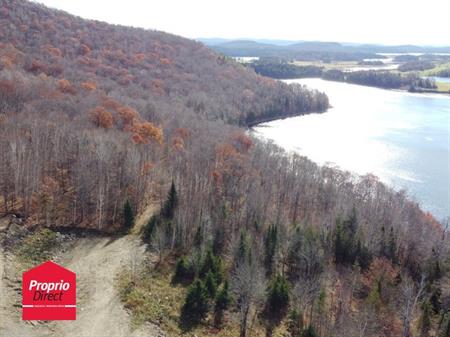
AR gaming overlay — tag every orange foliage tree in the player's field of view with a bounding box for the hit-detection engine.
[58,79,77,95]
[90,106,114,129]
[80,81,97,91]
[79,44,91,56]
[131,121,163,145]
[116,105,139,129]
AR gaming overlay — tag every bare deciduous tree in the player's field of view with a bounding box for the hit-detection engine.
[400,274,426,337]
[231,259,266,337]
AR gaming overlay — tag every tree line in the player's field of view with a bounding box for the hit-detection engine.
[250,60,438,91]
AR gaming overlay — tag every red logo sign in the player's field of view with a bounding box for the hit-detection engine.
[22,261,76,320]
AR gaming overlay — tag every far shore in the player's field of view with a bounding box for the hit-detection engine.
[283,77,450,96]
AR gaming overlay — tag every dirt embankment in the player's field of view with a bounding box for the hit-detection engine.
[0,207,165,337]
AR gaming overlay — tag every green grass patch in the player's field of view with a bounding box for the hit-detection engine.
[422,61,450,76]
[118,268,185,335]
[16,228,60,265]
[436,82,450,92]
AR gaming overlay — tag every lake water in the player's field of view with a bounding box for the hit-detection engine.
[253,79,450,220]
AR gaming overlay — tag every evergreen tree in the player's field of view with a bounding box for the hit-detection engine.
[334,222,344,264]
[420,301,432,337]
[287,308,303,337]
[346,207,358,233]
[181,278,209,326]
[253,220,261,232]
[235,230,250,266]
[194,225,203,248]
[301,325,318,337]
[211,255,224,285]
[264,224,278,276]
[441,314,450,337]
[428,248,442,282]
[317,288,326,318]
[388,227,397,263]
[173,257,195,284]
[430,286,442,314]
[267,274,290,321]
[214,280,230,327]
[212,226,225,255]
[333,211,359,266]
[142,215,160,243]
[367,278,382,310]
[200,249,223,285]
[215,280,230,311]
[162,180,178,220]
[356,239,372,271]
[200,249,216,276]
[379,225,386,256]
[205,271,218,298]
[123,199,134,231]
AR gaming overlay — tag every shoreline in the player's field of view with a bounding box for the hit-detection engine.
[249,78,449,129]
[251,78,450,220]
[246,110,328,128]
[298,77,450,96]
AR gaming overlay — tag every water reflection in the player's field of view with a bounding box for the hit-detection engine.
[254,79,450,219]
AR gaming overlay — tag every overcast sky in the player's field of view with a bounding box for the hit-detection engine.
[36,0,450,46]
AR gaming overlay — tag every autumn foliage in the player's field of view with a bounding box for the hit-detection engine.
[57,78,76,95]
[80,81,97,91]
[0,2,448,336]
[90,106,114,129]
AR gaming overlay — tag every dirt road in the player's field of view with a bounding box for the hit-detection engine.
[0,207,166,337]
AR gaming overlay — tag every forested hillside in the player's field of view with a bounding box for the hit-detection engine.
[0,1,449,337]
[0,0,328,125]
[0,0,327,229]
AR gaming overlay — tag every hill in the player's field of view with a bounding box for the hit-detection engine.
[0,0,327,229]
[211,40,384,60]
[0,0,328,125]
[205,39,450,60]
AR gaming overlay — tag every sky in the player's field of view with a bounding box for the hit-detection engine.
[36,0,450,46]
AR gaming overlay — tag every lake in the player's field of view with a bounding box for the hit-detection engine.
[253,79,450,220]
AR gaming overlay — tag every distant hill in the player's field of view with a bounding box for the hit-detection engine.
[357,44,450,53]
[200,38,450,60]
[198,38,304,46]
[209,40,380,60]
